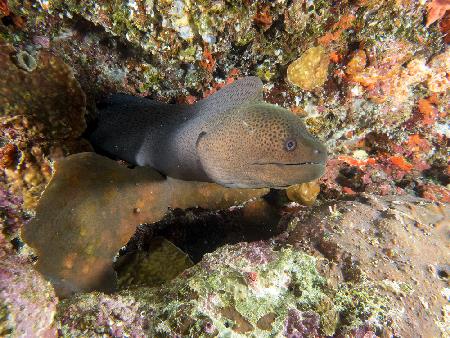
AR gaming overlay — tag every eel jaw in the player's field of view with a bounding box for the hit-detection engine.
[249,162,326,188]
[251,161,323,166]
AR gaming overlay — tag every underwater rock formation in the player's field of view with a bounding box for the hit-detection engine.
[23,152,268,297]
[286,194,449,337]
[0,42,89,211]
[56,194,449,337]
[1,0,448,336]
[56,243,366,337]
[0,235,57,337]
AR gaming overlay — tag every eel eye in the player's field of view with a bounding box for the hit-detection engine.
[285,139,297,151]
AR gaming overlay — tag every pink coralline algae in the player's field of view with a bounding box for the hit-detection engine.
[319,121,449,200]
[345,46,449,110]
[283,309,320,338]
[0,235,57,337]
[58,293,150,337]
[0,174,26,236]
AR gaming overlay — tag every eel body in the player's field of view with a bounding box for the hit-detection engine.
[90,77,327,188]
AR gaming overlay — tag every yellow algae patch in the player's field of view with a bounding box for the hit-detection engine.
[286,181,321,206]
[287,46,330,90]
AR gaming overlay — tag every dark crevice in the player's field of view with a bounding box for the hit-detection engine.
[1,15,14,26]
[436,266,449,279]
[71,14,150,62]
[263,14,285,40]
[117,198,285,265]
[151,0,163,37]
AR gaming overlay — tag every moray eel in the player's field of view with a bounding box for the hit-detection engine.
[90,77,327,188]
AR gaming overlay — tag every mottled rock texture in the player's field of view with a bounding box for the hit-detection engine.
[0,42,89,212]
[0,234,57,337]
[56,195,449,337]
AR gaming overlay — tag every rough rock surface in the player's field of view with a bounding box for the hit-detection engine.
[0,41,89,213]
[55,194,449,337]
[0,235,57,337]
[286,194,449,337]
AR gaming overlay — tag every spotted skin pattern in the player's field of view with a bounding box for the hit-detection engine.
[90,77,327,188]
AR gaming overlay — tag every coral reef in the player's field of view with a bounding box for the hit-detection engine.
[285,194,449,337]
[319,125,449,200]
[0,41,89,212]
[2,0,446,176]
[344,46,448,110]
[56,243,377,337]
[0,0,448,336]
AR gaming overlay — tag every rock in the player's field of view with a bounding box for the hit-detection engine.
[0,42,89,211]
[417,183,450,202]
[56,243,354,337]
[0,236,57,337]
[116,237,194,288]
[0,44,86,144]
[54,194,449,337]
[345,45,449,110]
[286,194,449,337]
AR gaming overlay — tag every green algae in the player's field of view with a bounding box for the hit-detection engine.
[188,247,326,331]
[176,247,389,336]
[256,61,275,82]
[138,63,162,92]
[58,244,391,337]
[334,279,389,331]
[0,303,13,336]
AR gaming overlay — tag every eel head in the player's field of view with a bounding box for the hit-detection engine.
[196,103,327,189]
